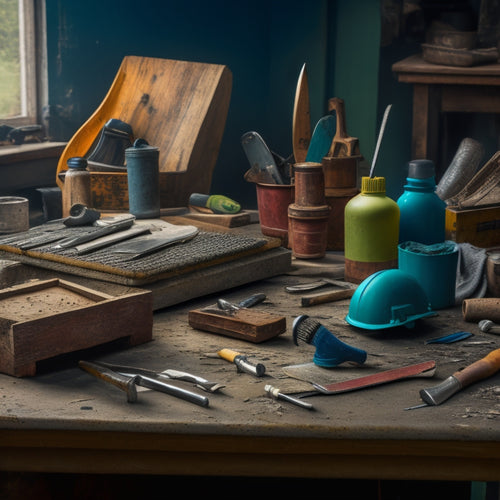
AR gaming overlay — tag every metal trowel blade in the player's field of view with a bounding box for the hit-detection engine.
[241,131,283,184]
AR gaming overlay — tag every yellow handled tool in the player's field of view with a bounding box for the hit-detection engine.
[217,348,266,377]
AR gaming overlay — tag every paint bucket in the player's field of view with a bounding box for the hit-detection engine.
[0,197,29,234]
[398,241,459,309]
[256,183,294,246]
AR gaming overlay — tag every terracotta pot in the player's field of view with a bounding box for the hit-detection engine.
[256,183,294,246]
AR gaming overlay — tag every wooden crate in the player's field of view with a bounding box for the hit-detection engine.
[445,205,500,248]
[0,279,153,377]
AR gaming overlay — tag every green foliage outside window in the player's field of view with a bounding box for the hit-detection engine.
[0,0,20,118]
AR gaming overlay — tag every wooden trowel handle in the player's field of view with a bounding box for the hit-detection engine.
[328,97,348,139]
[453,348,500,388]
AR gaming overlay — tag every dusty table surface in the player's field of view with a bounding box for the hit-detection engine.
[0,253,499,480]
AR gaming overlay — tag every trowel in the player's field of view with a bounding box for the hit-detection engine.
[241,131,284,184]
[305,114,336,163]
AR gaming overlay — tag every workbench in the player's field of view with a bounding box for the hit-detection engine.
[0,220,498,498]
[392,54,500,173]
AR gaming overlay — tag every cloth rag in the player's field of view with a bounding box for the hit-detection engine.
[455,242,488,304]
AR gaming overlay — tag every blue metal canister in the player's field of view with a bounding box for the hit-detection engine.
[125,139,160,218]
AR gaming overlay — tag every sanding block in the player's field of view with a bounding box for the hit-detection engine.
[188,307,286,343]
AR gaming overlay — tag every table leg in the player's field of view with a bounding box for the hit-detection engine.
[412,83,441,166]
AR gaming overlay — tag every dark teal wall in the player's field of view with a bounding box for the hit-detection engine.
[46,0,412,207]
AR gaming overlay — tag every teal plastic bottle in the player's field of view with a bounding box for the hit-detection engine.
[397,159,446,244]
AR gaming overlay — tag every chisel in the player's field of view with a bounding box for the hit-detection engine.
[217,348,266,377]
[406,348,500,409]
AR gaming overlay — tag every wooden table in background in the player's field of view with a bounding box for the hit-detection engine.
[392,54,500,172]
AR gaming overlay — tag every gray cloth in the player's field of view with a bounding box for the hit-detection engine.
[455,243,488,304]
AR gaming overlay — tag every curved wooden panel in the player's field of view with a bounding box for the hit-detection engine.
[56,56,232,208]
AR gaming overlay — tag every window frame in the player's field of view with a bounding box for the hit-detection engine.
[2,0,47,127]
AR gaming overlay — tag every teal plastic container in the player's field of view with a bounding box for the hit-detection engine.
[397,159,446,244]
[398,241,458,310]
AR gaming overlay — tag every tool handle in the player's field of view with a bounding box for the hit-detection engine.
[58,219,134,248]
[79,360,137,403]
[301,288,355,307]
[328,98,348,139]
[453,348,500,388]
[265,385,313,410]
[218,348,239,363]
[238,293,266,308]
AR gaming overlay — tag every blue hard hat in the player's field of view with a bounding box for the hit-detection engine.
[346,269,435,330]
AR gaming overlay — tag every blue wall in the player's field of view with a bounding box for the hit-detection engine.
[46,0,407,207]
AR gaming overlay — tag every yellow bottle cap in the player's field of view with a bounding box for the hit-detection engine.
[361,176,385,194]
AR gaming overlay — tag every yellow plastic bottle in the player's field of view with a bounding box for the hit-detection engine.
[344,176,400,284]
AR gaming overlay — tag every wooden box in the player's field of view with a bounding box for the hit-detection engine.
[445,205,500,248]
[0,279,153,377]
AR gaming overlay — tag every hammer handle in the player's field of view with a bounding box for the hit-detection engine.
[301,288,354,307]
[79,360,138,403]
[453,348,500,388]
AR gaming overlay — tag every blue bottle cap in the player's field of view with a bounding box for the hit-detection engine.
[408,159,435,179]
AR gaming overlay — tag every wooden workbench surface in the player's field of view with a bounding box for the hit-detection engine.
[0,246,498,482]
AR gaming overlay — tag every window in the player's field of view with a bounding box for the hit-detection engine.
[0,0,46,127]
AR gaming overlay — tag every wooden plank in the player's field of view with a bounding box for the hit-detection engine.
[188,308,286,343]
[441,85,500,113]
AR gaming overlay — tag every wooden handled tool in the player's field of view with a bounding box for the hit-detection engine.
[301,288,355,307]
[416,348,500,407]
[218,348,266,377]
[326,97,360,158]
[79,360,138,403]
